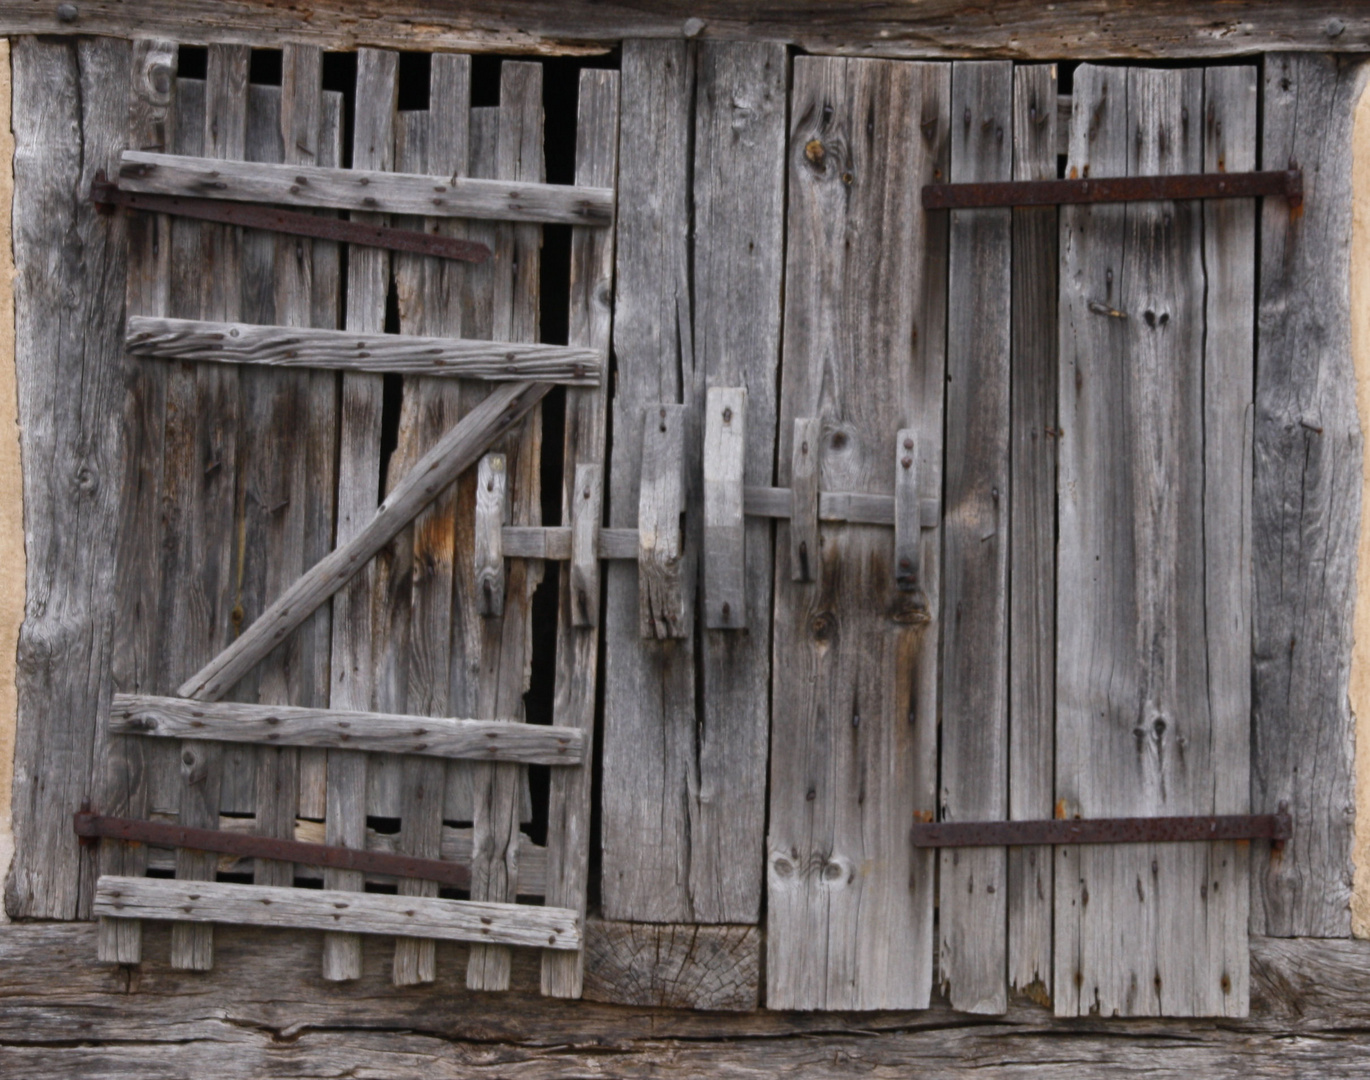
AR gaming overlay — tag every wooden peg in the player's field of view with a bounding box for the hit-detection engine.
[704,387,747,629]
[570,462,603,627]
[790,417,821,582]
[475,453,508,617]
[639,404,689,639]
[894,429,920,592]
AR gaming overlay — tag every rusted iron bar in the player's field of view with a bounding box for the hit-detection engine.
[910,812,1292,848]
[90,175,492,264]
[922,169,1302,210]
[74,811,472,889]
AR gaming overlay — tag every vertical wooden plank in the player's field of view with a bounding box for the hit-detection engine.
[767,56,948,1011]
[568,463,603,628]
[703,387,746,629]
[637,405,688,639]
[541,66,619,999]
[474,453,508,618]
[466,59,544,992]
[166,42,248,972]
[99,36,178,962]
[1254,53,1362,940]
[1007,61,1058,1005]
[939,59,1012,1016]
[322,46,396,982]
[1055,64,1248,1018]
[391,51,471,987]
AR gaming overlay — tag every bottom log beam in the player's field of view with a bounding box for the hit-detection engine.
[0,923,1368,1077]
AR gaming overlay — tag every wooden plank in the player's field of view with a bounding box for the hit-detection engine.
[176,379,549,704]
[892,430,920,592]
[568,463,603,627]
[767,55,948,1011]
[636,404,688,639]
[117,149,614,226]
[321,46,397,983]
[1054,64,1249,1019]
[938,58,1013,1017]
[465,59,546,992]
[788,417,820,581]
[99,36,179,963]
[8,1,1370,61]
[125,317,601,383]
[1253,53,1361,939]
[109,695,586,763]
[581,920,760,1011]
[1007,61,1058,1005]
[540,67,619,999]
[702,387,747,629]
[501,524,636,561]
[94,876,581,950]
[474,454,508,617]
[747,484,940,528]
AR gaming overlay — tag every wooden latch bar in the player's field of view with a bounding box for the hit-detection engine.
[910,812,1293,847]
[922,168,1303,210]
[703,388,747,628]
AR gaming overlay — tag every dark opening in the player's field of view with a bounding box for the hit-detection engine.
[397,51,432,110]
[248,48,282,86]
[177,45,207,81]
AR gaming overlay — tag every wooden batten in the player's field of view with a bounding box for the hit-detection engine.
[787,417,820,583]
[473,453,508,617]
[569,463,604,627]
[636,404,689,639]
[702,387,747,629]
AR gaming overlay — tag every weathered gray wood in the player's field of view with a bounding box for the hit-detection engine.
[541,67,619,999]
[125,316,601,383]
[788,417,820,582]
[94,876,581,950]
[321,46,397,983]
[746,484,939,528]
[1055,64,1249,1018]
[1253,53,1362,940]
[569,463,603,627]
[1007,61,1058,1005]
[892,430,920,593]
[99,36,179,963]
[109,695,585,763]
[767,56,948,1011]
[702,387,747,628]
[117,148,614,226]
[8,0,1370,61]
[500,524,636,560]
[175,379,548,704]
[474,454,508,617]
[636,404,689,639]
[582,920,760,1011]
[465,60,546,992]
[938,59,1013,1017]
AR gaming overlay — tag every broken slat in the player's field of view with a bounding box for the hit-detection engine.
[125,316,602,384]
[637,404,689,639]
[570,463,603,627]
[117,148,615,226]
[93,876,581,951]
[474,454,508,617]
[703,387,747,629]
[788,417,821,582]
[893,429,920,592]
[109,694,586,764]
[177,379,550,703]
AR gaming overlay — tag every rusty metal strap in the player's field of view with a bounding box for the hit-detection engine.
[922,169,1302,210]
[74,811,472,890]
[91,175,491,264]
[910,812,1292,848]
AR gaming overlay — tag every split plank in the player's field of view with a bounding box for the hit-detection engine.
[938,58,1013,1016]
[541,67,619,998]
[766,55,948,1011]
[94,876,581,951]
[117,148,614,226]
[125,316,601,384]
[109,695,586,764]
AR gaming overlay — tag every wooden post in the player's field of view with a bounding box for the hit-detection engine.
[703,387,747,629]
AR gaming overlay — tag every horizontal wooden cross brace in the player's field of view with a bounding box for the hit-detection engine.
[94,876,581,951]
[110,694,586,765]
[127,317,603,386]
[118,150,615,227]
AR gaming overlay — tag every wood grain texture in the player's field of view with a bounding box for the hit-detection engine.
[1054,64,1251,1018]
[541,67,619,999]
[1253,53,1363,939]
[788,417,821,582]
[767,56,948,1011]
[938,59,1013,1017]
[117,148,614,225]
[94,876,581,950]
[703,387,747,628]
[6,0,1370,60]
[109,695,585,763]
[568,464,603,627]
[125,316,601,383]
[473,454,508,617]
[581,920,760,1011]
[636,404,688,638]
